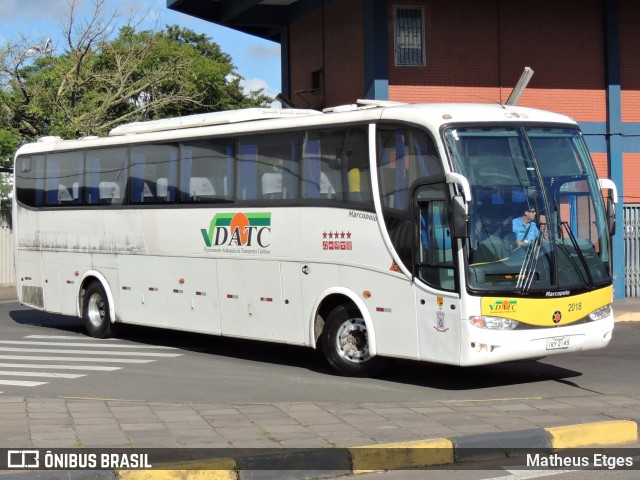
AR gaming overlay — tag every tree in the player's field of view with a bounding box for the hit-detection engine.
[1,0,271,141]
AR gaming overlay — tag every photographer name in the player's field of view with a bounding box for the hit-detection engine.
[527,453,634,469]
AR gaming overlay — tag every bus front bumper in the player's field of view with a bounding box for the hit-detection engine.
[458,316,614,366]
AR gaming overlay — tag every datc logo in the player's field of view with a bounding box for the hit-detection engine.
[489,299,518,312]
[201,212,271,248]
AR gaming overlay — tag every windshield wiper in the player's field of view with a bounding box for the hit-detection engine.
[560,221,594,286]
[516,234,541,293]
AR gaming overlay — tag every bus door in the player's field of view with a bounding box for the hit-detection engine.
[413,182,461,364]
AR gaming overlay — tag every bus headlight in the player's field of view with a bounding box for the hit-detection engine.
[588,304,612,321]
[469,316,519,330]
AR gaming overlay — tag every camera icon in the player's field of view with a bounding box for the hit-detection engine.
[7,450,39,468]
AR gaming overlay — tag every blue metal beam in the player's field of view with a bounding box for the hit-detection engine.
[604,0,625,299]
[363,0,389,100]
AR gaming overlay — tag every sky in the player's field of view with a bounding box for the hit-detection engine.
[0,0,282,101]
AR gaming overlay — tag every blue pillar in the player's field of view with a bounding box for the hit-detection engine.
[363,0,389,100]
[605,0,625,299]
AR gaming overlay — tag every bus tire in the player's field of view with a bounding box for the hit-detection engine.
[321,304,388,377]
[83,282,114,338]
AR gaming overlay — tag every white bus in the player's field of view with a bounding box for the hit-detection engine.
[13,102,618,376]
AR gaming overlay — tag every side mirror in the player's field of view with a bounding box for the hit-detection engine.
[451,195,469,238]
[445,173,471,239]
[598,178,618,237]
[606,196,616,236]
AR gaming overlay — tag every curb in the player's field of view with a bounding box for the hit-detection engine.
[616,312,640,322]
[116,419,640,479]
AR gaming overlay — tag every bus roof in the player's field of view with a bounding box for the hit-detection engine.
[377,102,577,130]
[16,102,578,156]
[108,107,322,136]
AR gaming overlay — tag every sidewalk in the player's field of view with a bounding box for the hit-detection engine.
[0,286,16,302]
[0,396,639,478]
[613,296,640,322]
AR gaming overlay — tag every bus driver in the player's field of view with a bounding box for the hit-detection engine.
[512,207,540,246]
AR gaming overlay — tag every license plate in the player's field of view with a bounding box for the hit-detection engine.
[546,336,570,350]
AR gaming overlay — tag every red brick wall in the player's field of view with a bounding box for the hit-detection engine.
[592,153,608,180]
[387,0,606,122]
[289,9,323,108]
[289,0,364,109]
[620,0,640,122]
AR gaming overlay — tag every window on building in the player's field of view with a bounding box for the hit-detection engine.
[394,6,425,66]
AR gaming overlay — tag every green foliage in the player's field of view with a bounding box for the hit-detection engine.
[1,24,272,142]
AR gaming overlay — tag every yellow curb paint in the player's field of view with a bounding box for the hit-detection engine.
[349,438,454,474]
[616,312,640,322]
[546,420,638,448]
[117,458,238,480]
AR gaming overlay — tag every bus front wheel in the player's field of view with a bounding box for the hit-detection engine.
[321,304,388,377]
[83,282,114,338]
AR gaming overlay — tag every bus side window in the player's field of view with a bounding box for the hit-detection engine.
[130,144,178,204]
[416,185,455,292]
[253,132,298,201]
[302,128,351,202]
[181,140,233,203]
[86,148,128,205]
[376,126,443,211]
[45,152,83,206]
[16,155,45,207]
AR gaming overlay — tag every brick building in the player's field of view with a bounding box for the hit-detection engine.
[168,0,638,297]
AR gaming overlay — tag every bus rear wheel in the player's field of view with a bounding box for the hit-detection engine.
[321,304,388,377]
[83,282,114,338]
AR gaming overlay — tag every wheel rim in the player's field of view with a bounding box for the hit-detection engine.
[87,292,105,328]
[335,318,370,363]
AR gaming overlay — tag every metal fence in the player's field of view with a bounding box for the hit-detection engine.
[0,225,15,287]
[625,204,640,297]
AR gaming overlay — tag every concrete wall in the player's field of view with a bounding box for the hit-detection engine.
[0,226,15,287]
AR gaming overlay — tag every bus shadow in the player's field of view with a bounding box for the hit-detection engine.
[9,308,582,391]
[10,309,85,332]
[378,358,583,391]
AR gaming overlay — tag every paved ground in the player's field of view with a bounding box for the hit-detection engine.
[0,390,639,450]
[0,286,639,478]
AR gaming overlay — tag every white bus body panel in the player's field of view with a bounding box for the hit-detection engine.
[218,258,284,340]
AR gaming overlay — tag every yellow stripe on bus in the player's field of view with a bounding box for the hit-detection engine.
[481,286,613,326]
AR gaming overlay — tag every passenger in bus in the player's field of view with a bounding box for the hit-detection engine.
[512,207,540,246]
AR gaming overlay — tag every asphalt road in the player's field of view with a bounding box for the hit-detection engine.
[1,300,638,405]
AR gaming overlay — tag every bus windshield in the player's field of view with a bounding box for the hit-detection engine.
[444,125,612,294]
